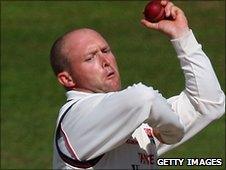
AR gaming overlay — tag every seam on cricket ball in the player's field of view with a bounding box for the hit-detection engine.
[153,7,165,22]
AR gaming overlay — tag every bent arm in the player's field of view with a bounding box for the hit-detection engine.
[60,84,184,160]
[145,92,184,144]
[156,30,225,156]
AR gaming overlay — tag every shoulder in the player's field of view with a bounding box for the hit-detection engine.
[116,82,156,99]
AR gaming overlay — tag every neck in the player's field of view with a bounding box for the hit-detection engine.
[70,87,95,93]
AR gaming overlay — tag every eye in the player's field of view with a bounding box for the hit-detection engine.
[85,55,95,62]
[102,47,111,54]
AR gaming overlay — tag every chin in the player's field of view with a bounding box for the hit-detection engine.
[107,82,121,92]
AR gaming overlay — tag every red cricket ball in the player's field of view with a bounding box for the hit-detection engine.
[143,0,165,23]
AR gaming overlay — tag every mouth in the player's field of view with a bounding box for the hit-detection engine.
[107,71,115,79]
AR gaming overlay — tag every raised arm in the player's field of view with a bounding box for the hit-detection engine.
[141,0,225,155]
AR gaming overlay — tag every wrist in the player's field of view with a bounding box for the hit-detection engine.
[171,29,200,56]
[170,27,190,39]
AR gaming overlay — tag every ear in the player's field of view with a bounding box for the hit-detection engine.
[57,71,76,89]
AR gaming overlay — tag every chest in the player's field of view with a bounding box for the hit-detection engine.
[95,132,158,169]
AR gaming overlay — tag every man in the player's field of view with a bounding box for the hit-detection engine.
[51,1,225,169]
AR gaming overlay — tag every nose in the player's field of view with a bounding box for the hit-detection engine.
[99,53,111,68]
[102,58,110,68]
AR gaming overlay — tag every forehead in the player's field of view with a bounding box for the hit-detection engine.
[64,30,108,58]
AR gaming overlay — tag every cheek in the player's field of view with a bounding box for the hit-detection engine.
[80,63,103,79]
[111,58,119,71]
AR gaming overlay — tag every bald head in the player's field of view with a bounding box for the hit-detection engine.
[50,28,121,92]
[50,28,104,76]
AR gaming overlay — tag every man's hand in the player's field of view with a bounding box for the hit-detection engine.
[141,0,189,39]
[152,128,165,143]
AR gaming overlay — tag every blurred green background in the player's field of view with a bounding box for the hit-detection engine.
[1,0,225,169]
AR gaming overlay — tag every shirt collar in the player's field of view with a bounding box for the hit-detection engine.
[66,90,93,101]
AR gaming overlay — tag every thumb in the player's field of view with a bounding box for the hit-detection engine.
[141,19,159,30]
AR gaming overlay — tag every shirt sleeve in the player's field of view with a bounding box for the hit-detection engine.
[61,83,184,161]
[156,30,225,156]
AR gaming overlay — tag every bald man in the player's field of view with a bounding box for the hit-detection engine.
[51,1,225,169]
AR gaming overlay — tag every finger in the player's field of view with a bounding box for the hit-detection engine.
[171,6,178,19]
[141,19,159,30]
[171,6,183,19]
[164,2,175,17]
[160,0,169,7]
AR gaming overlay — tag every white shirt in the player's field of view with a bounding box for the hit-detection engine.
[53,30,225,169]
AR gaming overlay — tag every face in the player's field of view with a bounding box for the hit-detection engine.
[64,30,121,93]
